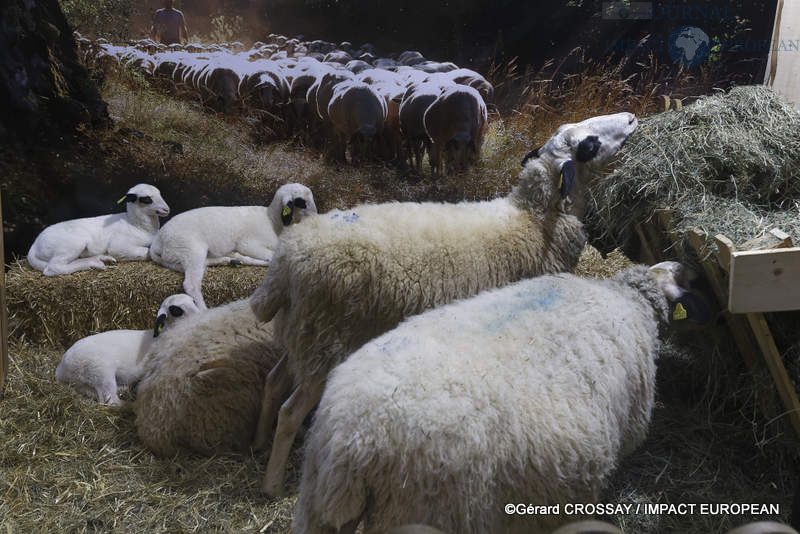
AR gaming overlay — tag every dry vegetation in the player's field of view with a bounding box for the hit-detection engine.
[2,52,797,533]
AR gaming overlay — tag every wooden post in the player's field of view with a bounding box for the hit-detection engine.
[0,188,7,396]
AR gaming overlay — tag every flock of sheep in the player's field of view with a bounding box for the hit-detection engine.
[31,83,791,531]
[76,32,492,174]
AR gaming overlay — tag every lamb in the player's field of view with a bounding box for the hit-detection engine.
[250,112,639,496]
[149,183,316,309]
[423,84,488,175]
[293,262,706,534]
[134,297,282,457]
[27,184,169,276]
[327,81,388,163]
[55,294,200,406]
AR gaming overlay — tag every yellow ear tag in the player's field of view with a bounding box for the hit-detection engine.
[558,172,563,189]
[282,205,292,217]
[117,195,127,204]
[156,323,164,333]
[673,302,687,321]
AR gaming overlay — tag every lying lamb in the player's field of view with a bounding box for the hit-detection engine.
[134,297,282,457]
[55,294,200,405]
[250,112,639,496]
[149,183,316,309]
[294,262,707,534]
[27,184,169,276]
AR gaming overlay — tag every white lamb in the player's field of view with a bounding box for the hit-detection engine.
[149,183,317,309]
[27,184,169,276]
[250,112,639,496]
[294,262,707,534]
[55,294,201,405]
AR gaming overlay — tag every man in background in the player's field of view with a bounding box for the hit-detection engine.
[150,0,188,45]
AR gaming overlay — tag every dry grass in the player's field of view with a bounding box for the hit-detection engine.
[7,260,266,347]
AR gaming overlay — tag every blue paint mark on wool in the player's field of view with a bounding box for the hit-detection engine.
[330,212,360,223]
[483,284,562,333]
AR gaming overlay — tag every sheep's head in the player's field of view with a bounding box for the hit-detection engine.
[517,112,637,215]
[648,261,710,324]
[121,184,170,218]
[271,183,318,227]
[153,293,201,337]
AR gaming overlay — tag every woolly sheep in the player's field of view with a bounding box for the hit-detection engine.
[134,298,282,457]
[423,84,488,175]
[250,112,639,496]
[399,82,446,171]
[149,183,316,309]
[55,294,200,405]
[27,184,169,276]
[294,262,706,534]
[327,81,387,163]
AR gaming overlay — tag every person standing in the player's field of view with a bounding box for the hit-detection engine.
[150,0,188,45]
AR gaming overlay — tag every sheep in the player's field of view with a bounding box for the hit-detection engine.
[27,184,169,276]
[249,112,639,496]
[399,82,446,171]
[423,84,488,175]
[134,297,282,457]
[327,81,388,163]
[55,294,200,406]
[149,183,316,310]
[293,262,707,534]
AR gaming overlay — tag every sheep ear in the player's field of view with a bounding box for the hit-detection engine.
[672,291,711,325]
[281,200,294,226]
[559,160,576,199]
[576,135,602,162]
[124,193,138,203]
[154,314,166,337]
[520,147,541,167]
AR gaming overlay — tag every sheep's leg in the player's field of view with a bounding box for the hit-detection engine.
[229,252,271,266]
[181,255,208,309]
[262,380,325,496]
[234,240,274,264]
[95,378,121,406]
[43,255,116,276]
[110,245,149,261]
[253,354,292,450]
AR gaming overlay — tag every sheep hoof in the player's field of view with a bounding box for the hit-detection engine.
[229,259,242,266]
[100,255,117,264]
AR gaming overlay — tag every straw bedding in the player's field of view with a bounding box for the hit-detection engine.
[6,260,267,347]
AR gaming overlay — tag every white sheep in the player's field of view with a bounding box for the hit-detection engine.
[134,297,282,457]
[250,112,639,496]
[55,294,200,405]
[27,184,169,276]
[294,262,706,534]
[149,183,316,309]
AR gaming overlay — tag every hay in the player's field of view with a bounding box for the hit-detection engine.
[0,339,298,533]
[589,85,800,252]
[7,260,267,347]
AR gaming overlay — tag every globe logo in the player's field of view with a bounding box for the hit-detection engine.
[668,26,711,67]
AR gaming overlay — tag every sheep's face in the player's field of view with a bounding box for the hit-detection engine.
[154,293,201,337]
[649,261,710,325]
[124,184,170,218]
[546,112,638,168]
[273,183,318,226]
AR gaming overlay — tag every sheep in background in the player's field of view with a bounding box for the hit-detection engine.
[55,294,200,405]
[134,298,282,457]
[294,262,706,534]
[149,183,316,309]
[399,82,446,171]
[423,84,488,175]
[327,81,387,163]
[27,184,169,276]
[250,112,639,496]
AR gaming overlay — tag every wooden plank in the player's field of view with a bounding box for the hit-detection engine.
[766,0,800,108]
[741,229,793,251]
[0,188,6,397]
[729,247,800,313]
[746,313,800,439]
[714,234,735,273]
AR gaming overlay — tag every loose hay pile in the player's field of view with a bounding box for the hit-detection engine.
[589,85,800,250]
[7,261,267,347]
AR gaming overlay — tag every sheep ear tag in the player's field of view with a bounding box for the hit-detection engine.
[559,160,576,199]
[281,201,294,226]
[673,292,711,325]
[117,195,126,204]
[673,302,688,321]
